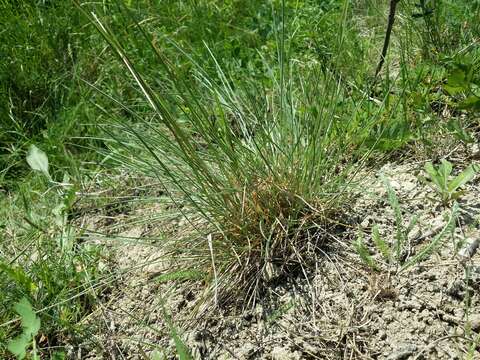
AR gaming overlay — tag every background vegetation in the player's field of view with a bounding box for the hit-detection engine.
[1,0,479,358]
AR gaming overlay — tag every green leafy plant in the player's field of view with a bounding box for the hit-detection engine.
[355,176,418,270]
[7,298,41,360]
[26,145,51,181]
[443,62,480,111]
[424,159,476,205]
[25,145,78,252]
[2,0,480,357]
[355,176,458,272]
[445,119,475,144]
[159,305,192,360]
[0,263,36,296]
[382,176,419,262]
[354,232,379,271]
[1,144,102,357]
[401,202,458,271]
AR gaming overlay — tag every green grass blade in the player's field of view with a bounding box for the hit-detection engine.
[439,159,453,190]
[354,233,378,271]
[372,224,391,261]
[401,203,458,272]
[447,165,475,193]
[424,162,443,190]
[381,175,405,259]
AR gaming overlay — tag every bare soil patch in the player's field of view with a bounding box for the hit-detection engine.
[84,151,480,359]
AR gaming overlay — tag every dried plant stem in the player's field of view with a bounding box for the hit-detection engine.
[375,0,401,78]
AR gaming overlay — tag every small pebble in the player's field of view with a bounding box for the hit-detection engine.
[469,314,480,331]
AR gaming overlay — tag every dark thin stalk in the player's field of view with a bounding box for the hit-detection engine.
[375,0,401,78]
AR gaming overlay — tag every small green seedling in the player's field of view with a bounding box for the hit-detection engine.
[400,203,458,271]
[355,176,458,272]
[26,145,78,253]
[354,233,379,271]
[424,159,476,205]
[382,176,418,263]
[355,176,417,270]
[7,298,41,360]
[160,305,192,360]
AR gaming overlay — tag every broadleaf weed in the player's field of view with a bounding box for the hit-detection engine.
[7,298,40,360]
[423,159,476,205]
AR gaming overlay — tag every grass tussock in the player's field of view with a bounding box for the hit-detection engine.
[82,3,371,305]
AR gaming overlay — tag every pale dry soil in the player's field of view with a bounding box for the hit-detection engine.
[81,148,480,360]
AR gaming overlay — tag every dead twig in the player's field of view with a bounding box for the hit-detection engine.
[458,237,480,264]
